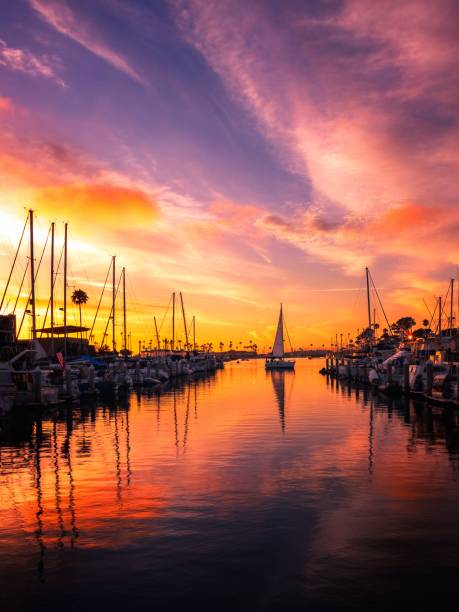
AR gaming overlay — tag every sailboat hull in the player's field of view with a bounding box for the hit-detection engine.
[265,359,295,370]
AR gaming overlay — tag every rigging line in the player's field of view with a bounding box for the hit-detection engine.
[368,270,392,334]
[283,315,294,353]
[40,243,64,337]
[17,225,52,338]
[13,261,29,315]
[6,236,27,291]
[158,294,172,335]
[422,298,434,320]
[125,275,150,340]
[0,215,28,311]
[100,272,122,348]
[435,282,451,333]
[187,316,194,340]
[122,271,154,341]
[123,289,146,346]
[89,258,112,340]
[428,298,438,331]
[349,273,364,318]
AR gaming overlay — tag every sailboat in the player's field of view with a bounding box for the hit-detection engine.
[265,304,295,370]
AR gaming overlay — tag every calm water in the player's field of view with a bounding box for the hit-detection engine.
[2,358,459,611]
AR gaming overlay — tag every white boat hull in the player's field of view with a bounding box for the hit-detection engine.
[265,359,295,370]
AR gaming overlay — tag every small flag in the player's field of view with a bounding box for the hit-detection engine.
[56,351,65,370]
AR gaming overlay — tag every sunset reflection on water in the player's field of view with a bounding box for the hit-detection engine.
[2,358,459,611]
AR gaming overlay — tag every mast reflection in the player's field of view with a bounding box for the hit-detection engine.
[268,369,294,433]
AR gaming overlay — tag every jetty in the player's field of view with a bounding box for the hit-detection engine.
[0,210,223,416]
[321,270,459,408]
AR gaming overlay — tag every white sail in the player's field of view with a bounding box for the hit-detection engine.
[271,305,284,358]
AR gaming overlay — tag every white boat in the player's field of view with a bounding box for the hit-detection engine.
[265,304,295,370]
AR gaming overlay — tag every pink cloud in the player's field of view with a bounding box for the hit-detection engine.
[0,38,65,86]
[173,0,459,282]
[174,1,459,203]
[30,0,145,84]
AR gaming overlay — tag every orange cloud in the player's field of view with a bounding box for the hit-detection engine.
[372,203,436,234]
[34,183,158,232]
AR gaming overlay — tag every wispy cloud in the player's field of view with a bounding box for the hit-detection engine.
[29,0,145,84]
[0,38,65,86]
[173,0,459,277]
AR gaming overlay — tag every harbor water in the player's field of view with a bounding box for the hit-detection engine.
[2,358,459,610]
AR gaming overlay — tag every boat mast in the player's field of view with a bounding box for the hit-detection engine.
[172,292,175,350]
[112,255,116,355]
[50,221,55,355]
[450,278,454,336]
[154,316,160,350]
[192,315,196,350]
[29,209,37,340]
[365,267,371,345]
[180,292,189,349]
[63,222,68,359]
[438,296,442,336]
[122,267,127,354]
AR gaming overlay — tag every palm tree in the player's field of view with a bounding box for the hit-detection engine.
[71,289,88,352]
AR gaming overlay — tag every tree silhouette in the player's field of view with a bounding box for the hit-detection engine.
[71,289,88,352]
[396,316,416,332]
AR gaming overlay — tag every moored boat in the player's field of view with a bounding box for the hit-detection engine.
[265,305,295,370]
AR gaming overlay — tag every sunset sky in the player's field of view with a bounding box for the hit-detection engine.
[1,0,458,350]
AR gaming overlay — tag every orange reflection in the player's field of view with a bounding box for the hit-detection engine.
[1,359,459,584]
